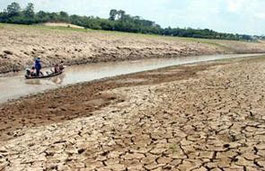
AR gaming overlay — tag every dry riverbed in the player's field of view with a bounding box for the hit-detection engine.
[0,56,265,170]
[1,23,265,74]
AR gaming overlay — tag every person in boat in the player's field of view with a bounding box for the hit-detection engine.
[26,68,31,76]
[54,61,65,73]
[34,57,43,76]
[26,66,36,77]
[59,61,65,71]
[30,66,36,76]
[54,64,60,73]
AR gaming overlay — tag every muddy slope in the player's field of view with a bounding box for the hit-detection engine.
[1,24,265,73]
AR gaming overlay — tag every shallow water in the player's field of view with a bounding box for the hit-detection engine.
[0,53,263,103]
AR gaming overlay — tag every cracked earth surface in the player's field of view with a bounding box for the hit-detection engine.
[0,57,265,170]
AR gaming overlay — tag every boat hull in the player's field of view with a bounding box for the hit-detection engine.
[25,71,63,79]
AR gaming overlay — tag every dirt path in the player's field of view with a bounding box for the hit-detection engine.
[1,57,265,170]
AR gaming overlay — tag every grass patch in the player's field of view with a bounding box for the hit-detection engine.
[179,37,235,51]
[177,37,261,51]
[200,40,233,51]
[31,24,93,33]
[0,23,4,29]
[0,23,203,41]
[0,23,92,33]
[0,23,262,52]
[37,25,92,32]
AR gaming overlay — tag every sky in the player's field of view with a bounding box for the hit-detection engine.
[1,0,265,35]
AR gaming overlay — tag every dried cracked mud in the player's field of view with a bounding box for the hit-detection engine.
[1,57,265,170]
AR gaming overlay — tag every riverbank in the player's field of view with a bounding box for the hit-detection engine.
[0,56,265,170]
[1,23,265,74]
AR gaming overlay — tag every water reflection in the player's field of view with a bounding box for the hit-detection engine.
[24,73,66,85]
[50,74,65,85]
[25,79,41,85]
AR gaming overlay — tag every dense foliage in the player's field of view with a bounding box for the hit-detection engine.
[0,2,257,41]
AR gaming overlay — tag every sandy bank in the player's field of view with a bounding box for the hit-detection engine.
[0,56,265,170]
[41,22,85,29]
[1,23,265,74]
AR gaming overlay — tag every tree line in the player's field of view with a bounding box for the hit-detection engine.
[0,2,255,41]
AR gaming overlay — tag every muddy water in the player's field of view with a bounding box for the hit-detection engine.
[0,54,263,103]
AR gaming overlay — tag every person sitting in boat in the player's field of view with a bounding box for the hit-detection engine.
[26,68,30,76]
[53,61,65,73]
[30,66,36,76]
[34,57,43,76]
[54,64,60,73]
[26,68,31,77]
[26,66,36,77]
[59,61,65,71]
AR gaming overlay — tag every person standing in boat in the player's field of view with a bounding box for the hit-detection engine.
[34,57,42,76]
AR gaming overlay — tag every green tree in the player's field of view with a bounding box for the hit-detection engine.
[0,11,8,22]
[36,11,46,18]
[24,3,34,18]
[59,11,68,18]
[109,9,117,21]
[6,2,21,17]
[118,10,125,20]
[132,16,140,21]
[59,11,69,22]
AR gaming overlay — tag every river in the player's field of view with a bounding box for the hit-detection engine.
[0,53,263,103]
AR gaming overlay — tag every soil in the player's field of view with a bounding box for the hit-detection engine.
[0,56,265,170]
[41,22,85,29]
[1,23,265,74]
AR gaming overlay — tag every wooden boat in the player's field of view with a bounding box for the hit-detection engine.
[25,71,63,79]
